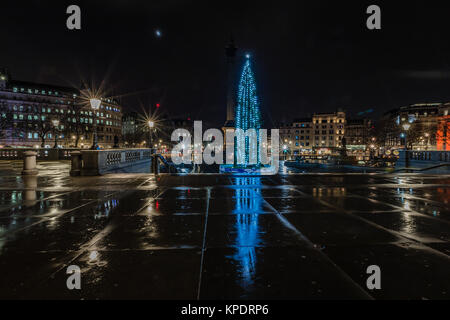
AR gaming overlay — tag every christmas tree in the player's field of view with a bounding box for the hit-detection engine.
[235,56,262,166]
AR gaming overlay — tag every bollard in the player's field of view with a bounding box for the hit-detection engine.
[152,154,160,175]
[70,151,82,176]
[21,151,38,175]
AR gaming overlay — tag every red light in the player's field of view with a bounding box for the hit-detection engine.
[156,103,160,108]
[187,117,191,121]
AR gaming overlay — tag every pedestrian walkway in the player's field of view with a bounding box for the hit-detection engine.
[0,161,449,299]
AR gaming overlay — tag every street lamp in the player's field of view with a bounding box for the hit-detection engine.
[424,133,430,150]
[402,123,411,131]
[402,123,412,168]
[90,98,101,150]
[51,119,60,149]
[148,120,154,151]
[402,123,411,150]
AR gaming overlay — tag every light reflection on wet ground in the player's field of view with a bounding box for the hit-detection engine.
[0,161,449,299]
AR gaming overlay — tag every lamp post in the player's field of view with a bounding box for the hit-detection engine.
[51,119,60,149]
[402,123,411,168]
[148,120,154,152]
[90,98,101,150]
[402,123,411,150]
[283,144,288,160]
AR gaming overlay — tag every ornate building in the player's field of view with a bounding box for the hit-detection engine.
[0,69,122,149]
[279,111,346,156]
[382,103,448,150]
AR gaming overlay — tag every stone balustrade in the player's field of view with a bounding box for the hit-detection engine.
[396,150,450,172]
[77,149,153,176]
[0,148,75,161]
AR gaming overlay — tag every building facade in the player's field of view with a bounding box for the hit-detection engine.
[344,118,375,160]
[0,69,122,149]
[437,105,450,151]
[122,112,139,136]
[311,111,346,152]
[279,111,346,156]
[279,118,313,155]
[382,103,449,151]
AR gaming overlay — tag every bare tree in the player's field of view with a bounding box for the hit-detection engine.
[405,121,437,149]
[63,103,89,148]
[35,116,52,148]
[0,102,12,140]
[373,118,400,148]
[123,129,144,147]
[436,117,449,150]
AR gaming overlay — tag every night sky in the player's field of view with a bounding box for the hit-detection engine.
[3,1,450,127]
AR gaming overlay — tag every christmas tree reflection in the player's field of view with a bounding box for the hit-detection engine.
[233,176,262,289]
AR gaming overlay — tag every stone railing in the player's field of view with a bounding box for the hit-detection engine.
[396,150,450,172]
[73,149,153,176]
[0,148,76,161]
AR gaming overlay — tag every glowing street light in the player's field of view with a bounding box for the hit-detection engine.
[148,120,155,150]
[401,123,411,151]
[90,98,101,110]
[424,132,430,150]
[90,98,101,150]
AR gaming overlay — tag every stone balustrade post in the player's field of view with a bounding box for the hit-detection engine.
[70,151,82,176]
[21,151,38,175]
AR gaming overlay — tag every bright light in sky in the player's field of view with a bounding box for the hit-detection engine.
[246,54,250,59]
[155,29,162,37]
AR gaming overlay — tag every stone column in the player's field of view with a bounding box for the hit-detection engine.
[70,151,82,176]
[22,151,38,175]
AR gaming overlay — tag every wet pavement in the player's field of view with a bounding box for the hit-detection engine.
[0,161,450,299]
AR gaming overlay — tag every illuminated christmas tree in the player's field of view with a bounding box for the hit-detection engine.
[235,55,262,166]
